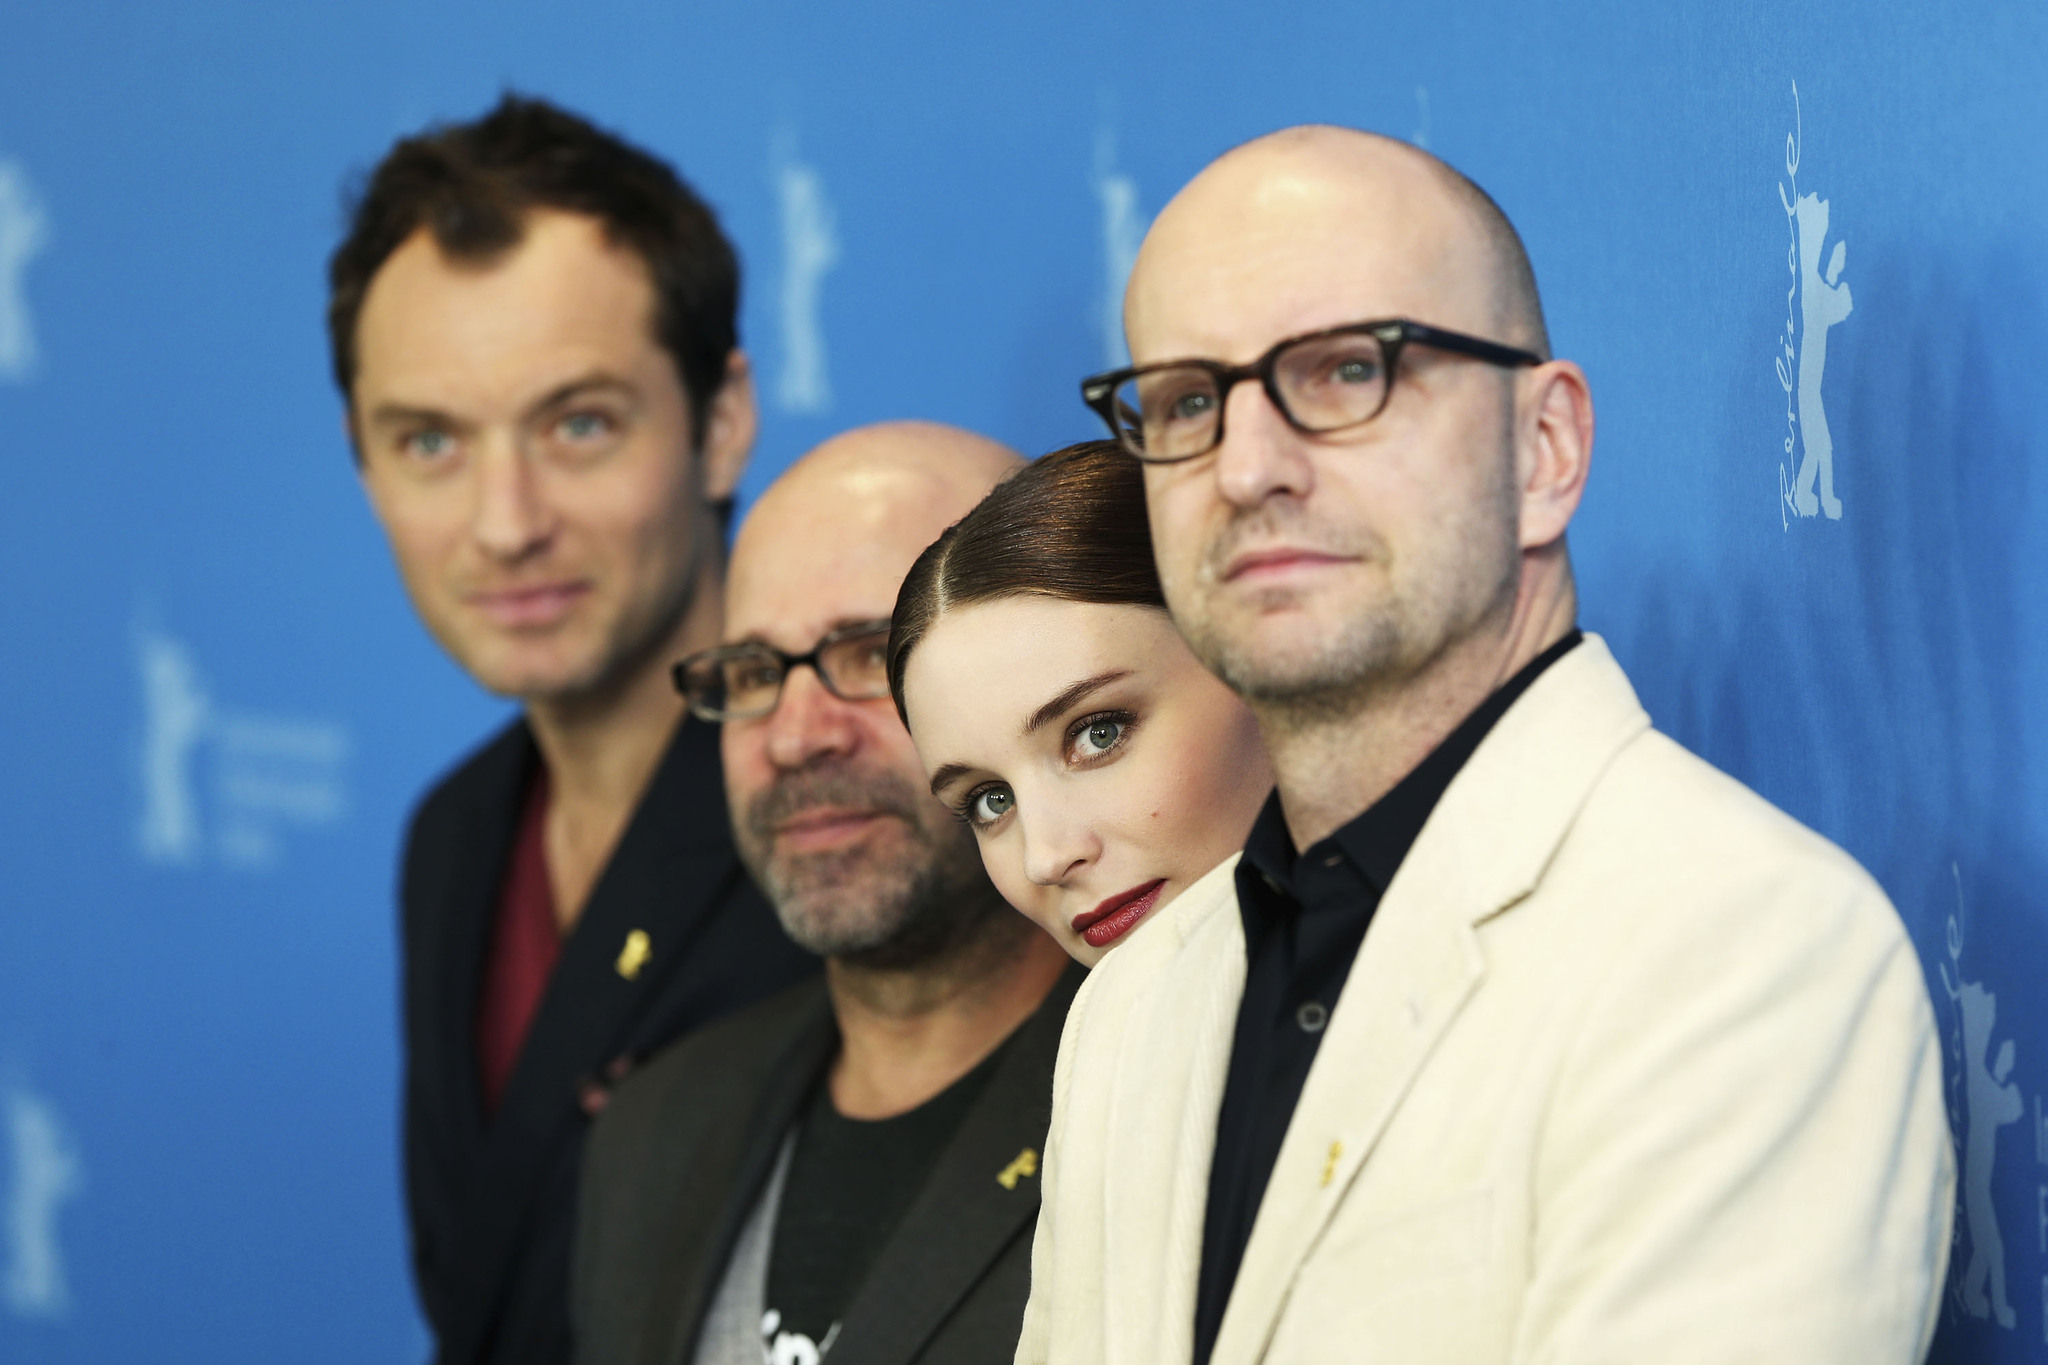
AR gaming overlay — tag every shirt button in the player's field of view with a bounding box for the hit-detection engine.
[1295,1001,1329,1033]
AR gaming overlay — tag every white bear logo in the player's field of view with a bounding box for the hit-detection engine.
[773,140,839,416]
[0,159,51,383]
[1790,190,1852,519]
[4,1085,83,1320]
[1093,130,1145,371]
[134,624,351,870]
[1774,82,1854,524]
[1941,870,2023,1332]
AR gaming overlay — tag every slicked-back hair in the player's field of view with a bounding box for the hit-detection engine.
[888,440,1167,726]
[326,93,739,444]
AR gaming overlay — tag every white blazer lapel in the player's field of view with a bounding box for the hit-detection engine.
[1210,855,1487,1365]
[1109,866,1246,1364]
[1052,856,1248,1365]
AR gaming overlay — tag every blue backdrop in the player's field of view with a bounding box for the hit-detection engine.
[1,2,2043,1360]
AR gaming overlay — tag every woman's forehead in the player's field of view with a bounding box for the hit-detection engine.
[930,598,1167,671]
[908,599,1171,732]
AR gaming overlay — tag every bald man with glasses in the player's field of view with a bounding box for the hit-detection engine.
[573,422,1077,1365]
[1020,127,1952,1365]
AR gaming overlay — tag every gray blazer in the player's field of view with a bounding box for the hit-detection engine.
[573,963,1085,1365]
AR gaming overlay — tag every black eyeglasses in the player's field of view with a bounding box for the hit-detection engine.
[1080,317,1543,464]
[672,619,894,722]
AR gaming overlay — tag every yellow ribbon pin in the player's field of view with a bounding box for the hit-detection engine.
[1320,1140,1343,1188]
[615,929,652,980]
[997,1148,1039,1190]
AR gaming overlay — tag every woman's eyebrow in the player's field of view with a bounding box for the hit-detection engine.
[1023,670,1131,737]
[928,762,976,797]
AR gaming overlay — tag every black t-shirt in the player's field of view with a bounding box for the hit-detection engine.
[762,1042,1006,1357]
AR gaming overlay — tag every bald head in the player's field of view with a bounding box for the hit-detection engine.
[718,422,1025,969]
[730,421,1022,647]
[1124,123,1593,782]
[1128,125,1547,363]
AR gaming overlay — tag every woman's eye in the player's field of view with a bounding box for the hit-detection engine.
[1071,716,1128,760]
[968,786,1015,825]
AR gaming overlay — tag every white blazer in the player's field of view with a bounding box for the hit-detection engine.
[1018,636,1953,1365]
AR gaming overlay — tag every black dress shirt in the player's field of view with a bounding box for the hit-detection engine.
[1191,631,1582,1364]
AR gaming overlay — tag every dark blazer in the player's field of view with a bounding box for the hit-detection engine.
[402,715,820,1365]
[573,961,1087,1365]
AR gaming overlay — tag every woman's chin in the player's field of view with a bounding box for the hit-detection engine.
[1064,936,1109,968]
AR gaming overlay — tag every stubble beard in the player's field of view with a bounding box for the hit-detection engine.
[738,760,1010,970]
[1173,484,1521,726]
[455,470,710,711]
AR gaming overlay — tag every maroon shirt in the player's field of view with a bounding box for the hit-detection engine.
[475,772,562,1116]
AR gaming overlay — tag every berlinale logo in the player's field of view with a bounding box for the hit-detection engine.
[3,1083,82,1321]
[1941,867,2024,1333]
[0,159,50,384]
[771,132,839,417]
[135,625,351,871]
[1774,81,1853,527]
[1093,128,1145,372]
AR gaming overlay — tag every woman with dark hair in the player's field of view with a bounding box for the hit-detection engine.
[889,440,1272,963]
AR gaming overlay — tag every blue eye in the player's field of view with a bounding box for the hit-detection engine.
[1079,720,1122,754]
[1068,712,1134,763]
[968,785,1014,826]
[559,411,612,441]
[405,429,454,460]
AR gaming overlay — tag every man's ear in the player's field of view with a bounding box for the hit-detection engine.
[1516,359,1594,552]
[698,350,757,502]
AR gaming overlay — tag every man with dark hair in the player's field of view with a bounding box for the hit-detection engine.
[329,95,816,1365]
[574,423,1077,1365]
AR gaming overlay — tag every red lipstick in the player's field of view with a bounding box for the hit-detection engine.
[1071,879,1167,951]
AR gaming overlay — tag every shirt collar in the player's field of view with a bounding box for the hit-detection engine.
[1241,630,1584,896]
[1241,790,1297,887]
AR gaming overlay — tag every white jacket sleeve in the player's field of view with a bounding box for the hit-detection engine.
[1510,859,1954,1365]
[1015,962,1102,1365]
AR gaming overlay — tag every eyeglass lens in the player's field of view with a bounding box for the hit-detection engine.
[1113,330,1392,460]
[681,630,893,720]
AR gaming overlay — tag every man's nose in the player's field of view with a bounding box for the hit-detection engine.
[1212,380,1315,510]
[1020,803,1100,889]
[762,664,862,770]
[470,437,556,561]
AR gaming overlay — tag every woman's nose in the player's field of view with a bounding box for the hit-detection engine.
[1020,806,1100,888]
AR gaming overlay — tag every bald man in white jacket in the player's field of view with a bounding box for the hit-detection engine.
[1022,126,1954,1365]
